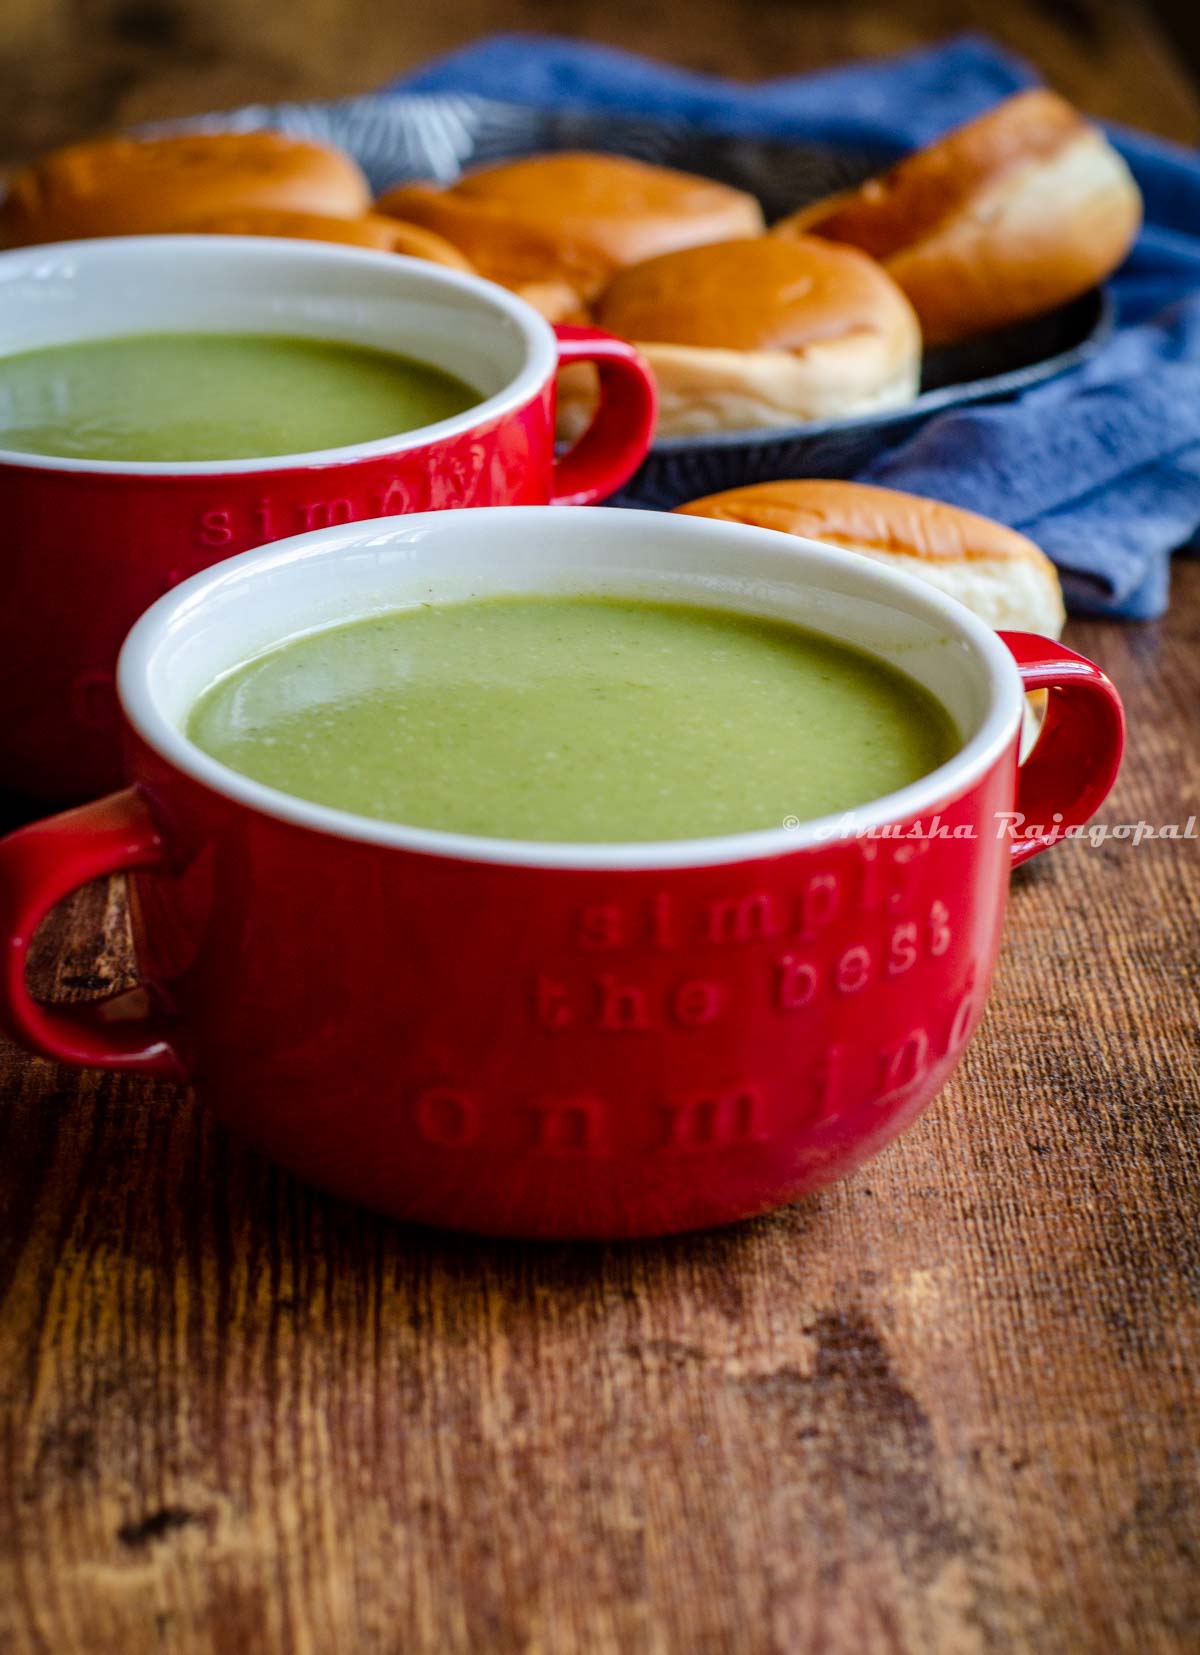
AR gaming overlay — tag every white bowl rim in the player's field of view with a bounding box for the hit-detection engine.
[117,505,1026,872]
[0,234,557,477]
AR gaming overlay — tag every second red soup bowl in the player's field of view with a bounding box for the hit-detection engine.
[0,235,655,801]
[0,508,1123,1237]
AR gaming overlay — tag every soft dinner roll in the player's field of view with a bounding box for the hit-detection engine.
[773,89,1141,346]
[506,281,593,326]
[580,236,921,437]
[375,150,765,312]
[0,131,371,247]
[677,479,1065,635]
[173,206,474,269]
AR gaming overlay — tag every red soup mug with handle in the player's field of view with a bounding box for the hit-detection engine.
[0,236,655,803]
[0,507,1124,1238]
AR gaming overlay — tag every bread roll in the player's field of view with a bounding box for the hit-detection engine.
[677,479,1064,635]
[0,131,371,248]
[375,150,765,312]
[577,236,921,437]
[774,90,1141,346]
[508,281,593,325]
[172,206,473,269]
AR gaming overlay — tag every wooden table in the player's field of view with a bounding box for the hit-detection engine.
[2,3,1198,1650]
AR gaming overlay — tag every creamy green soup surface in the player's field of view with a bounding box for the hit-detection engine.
[186,596,959,844]
[0,332,478,462]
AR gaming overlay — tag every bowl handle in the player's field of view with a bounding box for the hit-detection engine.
[550,324,657,506]
[999,632,1126,867]
[0,788,185,1076]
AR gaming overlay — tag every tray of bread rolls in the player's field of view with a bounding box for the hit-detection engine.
[4,87,1129,510]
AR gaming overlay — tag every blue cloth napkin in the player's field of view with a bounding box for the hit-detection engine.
[393,34,1200,619]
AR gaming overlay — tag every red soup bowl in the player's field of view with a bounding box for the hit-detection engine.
[0,507,1124,1238]
[0,236,655,803]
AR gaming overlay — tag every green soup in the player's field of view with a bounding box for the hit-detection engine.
[0,332,478,462]
[186,596,959,843]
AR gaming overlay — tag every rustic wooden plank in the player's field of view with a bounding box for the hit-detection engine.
[1,0,1198,166]
[1,562,1197,1654]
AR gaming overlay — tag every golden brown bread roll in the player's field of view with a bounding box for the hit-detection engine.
[0,131,371,248]
[676,479,1065,635]
[375,150,765,313]
[773,90,1141,346]
[575,236,921,437]
[506,281,593,325]
[171,206,474,270]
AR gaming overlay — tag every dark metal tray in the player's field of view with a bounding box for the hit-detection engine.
[164,91,1113,508]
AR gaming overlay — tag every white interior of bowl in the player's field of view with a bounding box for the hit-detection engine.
[119,507,1025,869]
[0,235,554,473]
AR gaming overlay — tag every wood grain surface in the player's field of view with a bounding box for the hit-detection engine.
[2,0,1199,159]
[1,3,1199,1651]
